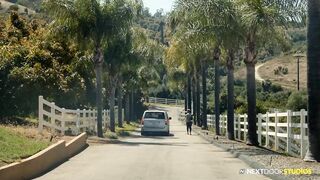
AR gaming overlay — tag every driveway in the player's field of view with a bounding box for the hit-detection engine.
[36,106,268,180]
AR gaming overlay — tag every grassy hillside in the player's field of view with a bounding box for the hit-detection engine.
[0,126,50,167]
[234,54,307,90]
[0,0,36,14]
[258,55,307,90]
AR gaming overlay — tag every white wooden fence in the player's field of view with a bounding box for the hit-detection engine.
[180,109,309,158]
[38,96,123,135]
[148,97,185,106]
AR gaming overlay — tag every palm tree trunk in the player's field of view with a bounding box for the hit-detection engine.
[227,50,235,140]
[125,92,130,124]
[95,62,103,137]
[202,60,208,130]
[130,91,135,121]
[117,80,123,128]
[196,73,201,127]
[109,83,116,132]
[246,62,258,145]
[192,77,197,125]
[304,0,320,162]
[184,82,188,112]
[214,47,221,135]
[187,74,192,111]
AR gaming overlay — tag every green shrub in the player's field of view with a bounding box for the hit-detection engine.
[286,91,308,111]
[9,4,19,11]
[274,66,289,75]
[105,132,118,139]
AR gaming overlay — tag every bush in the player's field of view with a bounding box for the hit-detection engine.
[9,4,19,11]
[286,91,308,111]
[274,66,288,75]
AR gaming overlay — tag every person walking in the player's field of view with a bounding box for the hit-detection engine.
[186,109,193,135]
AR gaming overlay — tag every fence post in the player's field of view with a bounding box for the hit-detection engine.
[266,112,269,148]
[258,113,262,145]
[76,109,80,135]
[234,114,237,139]
[219,115,222,135]
[38,96,44,132]
[103,110,107,129]
[94,109,97,132]
[237,115,240,140]
[50,102,56,134]
[287,110,292,155]
[244,114,247,142]
[275,111,279,151]
[300,109,306,158]
[61,108,65,135]
[90,109,93,132]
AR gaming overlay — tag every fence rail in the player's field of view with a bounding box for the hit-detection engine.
[38,96,123,135]
[148,97,185,106]
[179,109,309,158]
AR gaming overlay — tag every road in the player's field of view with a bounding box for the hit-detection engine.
[256,64,265,82]
[36,106,268,180]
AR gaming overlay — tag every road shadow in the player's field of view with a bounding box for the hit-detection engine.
[115,141,188,147]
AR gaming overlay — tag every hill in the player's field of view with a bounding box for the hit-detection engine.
[0,0,36,14]
[258,55,307,90]
[234,54,307,90]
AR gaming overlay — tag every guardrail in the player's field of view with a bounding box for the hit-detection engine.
[38,96,123,135]
[179,109,309,158]
[148,97,185,106]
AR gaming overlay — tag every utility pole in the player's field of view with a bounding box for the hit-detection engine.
[293,53,305,91]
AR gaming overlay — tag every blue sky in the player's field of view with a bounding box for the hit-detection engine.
[142,0,174,15]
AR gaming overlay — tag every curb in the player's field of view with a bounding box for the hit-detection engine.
[0,133,88,180]
[194,128,290,180]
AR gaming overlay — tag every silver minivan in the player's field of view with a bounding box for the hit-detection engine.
[141,110,171,136]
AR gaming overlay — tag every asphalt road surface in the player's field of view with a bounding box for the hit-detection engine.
[36,106,268,180]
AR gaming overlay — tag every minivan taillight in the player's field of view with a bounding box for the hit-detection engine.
[141,118,144,125]
[165,119,169,125]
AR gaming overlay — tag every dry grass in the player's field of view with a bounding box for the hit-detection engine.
[234,55,307,90]
[234,65,247,81]
[0,125,65,167]
[0,0,36,14]
[0,125,53,166]
[258,55,307,90]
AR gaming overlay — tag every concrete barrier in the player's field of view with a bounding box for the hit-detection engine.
[0,133,87,180]
[66,133,88,157]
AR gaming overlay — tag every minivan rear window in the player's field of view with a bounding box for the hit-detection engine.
[144,112,165,119]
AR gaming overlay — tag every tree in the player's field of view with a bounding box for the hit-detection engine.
[304,0,320,162]
[44,0,137,137]
[233,0,295,145]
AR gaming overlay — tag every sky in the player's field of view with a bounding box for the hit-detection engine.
[142,0,175,15]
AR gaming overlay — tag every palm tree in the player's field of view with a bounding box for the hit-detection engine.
[105,32,133,132]
[213,47,221,135]
[171,0,240,136]
[117,78,123,128]
[304,0,320,162]
[45,0,136,137]
[226,49,236,140]
[201,59,208,129]
[235,0,301,145]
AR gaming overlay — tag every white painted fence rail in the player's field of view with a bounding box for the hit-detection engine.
[180,109,309,158]
[148,97,185,106]
[38,96,123,135]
